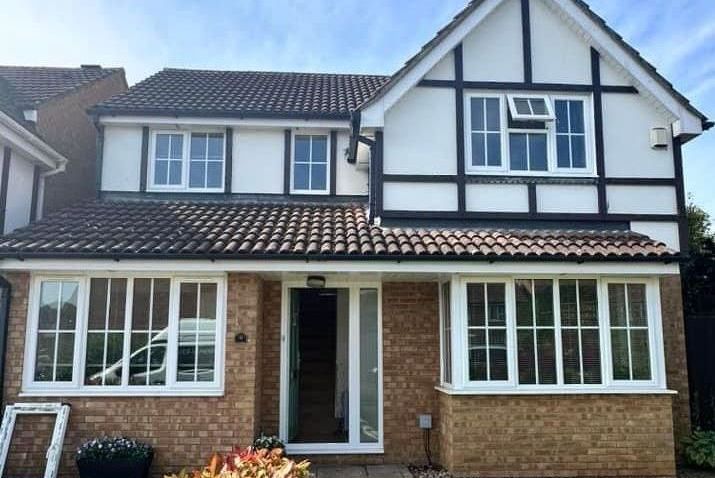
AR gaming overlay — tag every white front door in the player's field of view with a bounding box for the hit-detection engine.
[279,281,383,454]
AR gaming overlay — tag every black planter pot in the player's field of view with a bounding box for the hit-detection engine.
[76,454,153,478]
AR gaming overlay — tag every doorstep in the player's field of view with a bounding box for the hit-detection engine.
[312,465,412,478]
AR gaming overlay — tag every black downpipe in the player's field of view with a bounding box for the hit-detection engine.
[0,276,10,410]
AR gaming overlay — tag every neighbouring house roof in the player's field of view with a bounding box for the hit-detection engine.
[0,77,26,125]
[90,69,390,119]
[0,200,675,260]
[0,65,123,107]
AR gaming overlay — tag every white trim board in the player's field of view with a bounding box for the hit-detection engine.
[99,115,351,130]
[0,402,70,478]
[0,259,680,276]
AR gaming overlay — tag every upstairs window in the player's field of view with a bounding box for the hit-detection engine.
[292,134,329,194]
[150,131,225,192]
[465,93,592,175]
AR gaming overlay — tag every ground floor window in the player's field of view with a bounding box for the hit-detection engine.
[23,274,225,395]
[440,276,663,392]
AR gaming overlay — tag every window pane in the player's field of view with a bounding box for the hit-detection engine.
[169,134,183,159]
[530,98,547,115]
[569,101,584,133]
[517,329,536,384]
[562,329,580,384]
[168,160,182,185]
[108,279,127,329]
[471,98,485,131]
[559,280,578,327]
[38,282,59,329]
[467,284,485,327]
[515,280,532,326]
[59,282,78,330]
[441,283,452,384]
[571,135,586,168]
[359,289,379,443]
[190,133,207,160]
[155,134,170,158]
[177,282,217,383]
[471,132,486,166]
[534,279,553,326]
[189,161,205,188]
[207,134,223,159]
[487,283,506,326]
[312,136,328,163]
[34,333,55,381]
[611,329,630,380]
[509,133,528,171]
[485,98,500,130]
[180,282,198,318]
[295,136,310,162]
[153,279,170,329]
[628,284,648,327]
[582,329,602,384]
[88,278,108,329]
[529,134,548,171]
[154,160,168,185]
[514,98,531,115]
[486,133,501,167]
[537,329,557,384]
[557,135,571,168]
[206,162,222,188]
[555,100,569,133]
[294,164,309,190]
[468,329,487,381]
[132,279,151,329]
[197,346,215,382]
[199,283,217,320]
[85,278,125,386]
[311,163,327,191]
[579,280,598,326]
[630,329,651,380]
[488,328,508,380]
[608,284,627,327]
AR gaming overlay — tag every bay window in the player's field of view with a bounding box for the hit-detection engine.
[465,93,593,175]
[24,275,225,395]
[441,276,665,392]
[150,130,225,192]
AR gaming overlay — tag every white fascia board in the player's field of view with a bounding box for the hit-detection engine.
[0,258,679,276]
[0,112,68,171]
[359,0,504,128]
[551,0,703,137]
[99,115,351,130]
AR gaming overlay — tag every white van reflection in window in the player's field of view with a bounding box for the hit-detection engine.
[86,319,216,386]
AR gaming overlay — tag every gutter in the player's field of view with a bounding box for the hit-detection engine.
[0,276,10,407]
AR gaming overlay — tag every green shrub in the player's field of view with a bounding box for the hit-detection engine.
[252,433,285,451]
[683,430,715,469]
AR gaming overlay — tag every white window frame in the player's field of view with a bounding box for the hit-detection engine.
[464,92,596,177]
[148,130,226,193]
[439,275,667,394]
[290,131,331,195]
[506,94,555,121]
[439,281,453,385]
[22,273,227,396]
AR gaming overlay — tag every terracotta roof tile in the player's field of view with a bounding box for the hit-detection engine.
[0,200,676,261]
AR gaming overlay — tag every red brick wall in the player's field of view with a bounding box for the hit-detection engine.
[1,272,264,477]
[38,70,127,213]
[438,393,676,477]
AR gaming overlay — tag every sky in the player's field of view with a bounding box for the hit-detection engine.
[2,0,714,218]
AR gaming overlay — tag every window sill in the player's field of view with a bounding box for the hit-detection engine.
[285,444,384,455]
[20,388,225,398]
[435,386,677,396]
[464,171,598,179]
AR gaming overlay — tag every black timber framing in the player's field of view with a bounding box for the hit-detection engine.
[454,43,466,213]
[374,130,384,216]
[0,147,10,234]
[283,129,292,195]
[380,210,678,223]
[29,166,41,222]
[417,79,637,94]
[591,48,608,215]
[521,0,532,83]
[383,174,675,187]
[95,121,104,197]
[672,135,689,256]
[329,130,338,195]
[139,126,150,192]
[224,127,233,193]
[528,183,537,216]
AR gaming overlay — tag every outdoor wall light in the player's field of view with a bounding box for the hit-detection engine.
[306,275,326,288]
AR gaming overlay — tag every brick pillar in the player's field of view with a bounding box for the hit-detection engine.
[227,273,264,445]
[1,272,30,405]
[660,275,691,456]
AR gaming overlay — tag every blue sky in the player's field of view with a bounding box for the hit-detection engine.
[3,0,714,218]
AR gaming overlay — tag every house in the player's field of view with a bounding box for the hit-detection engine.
[0,0,710,476]
[0,76,67,234]
[0,65,128,214]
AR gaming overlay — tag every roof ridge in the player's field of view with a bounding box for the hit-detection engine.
[160,67,390,79]
[0,65,123,72]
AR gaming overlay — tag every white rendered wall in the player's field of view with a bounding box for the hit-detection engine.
[424,51,455,81]
[5,150,35,233]
[102,125,142,191]
[233,128,284,194]
[334,131,368,196]
[607,185,677,215]
[630,221,680,252]
[466,184,529,212]
[383,182,458,211]
[537,184,599,213]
